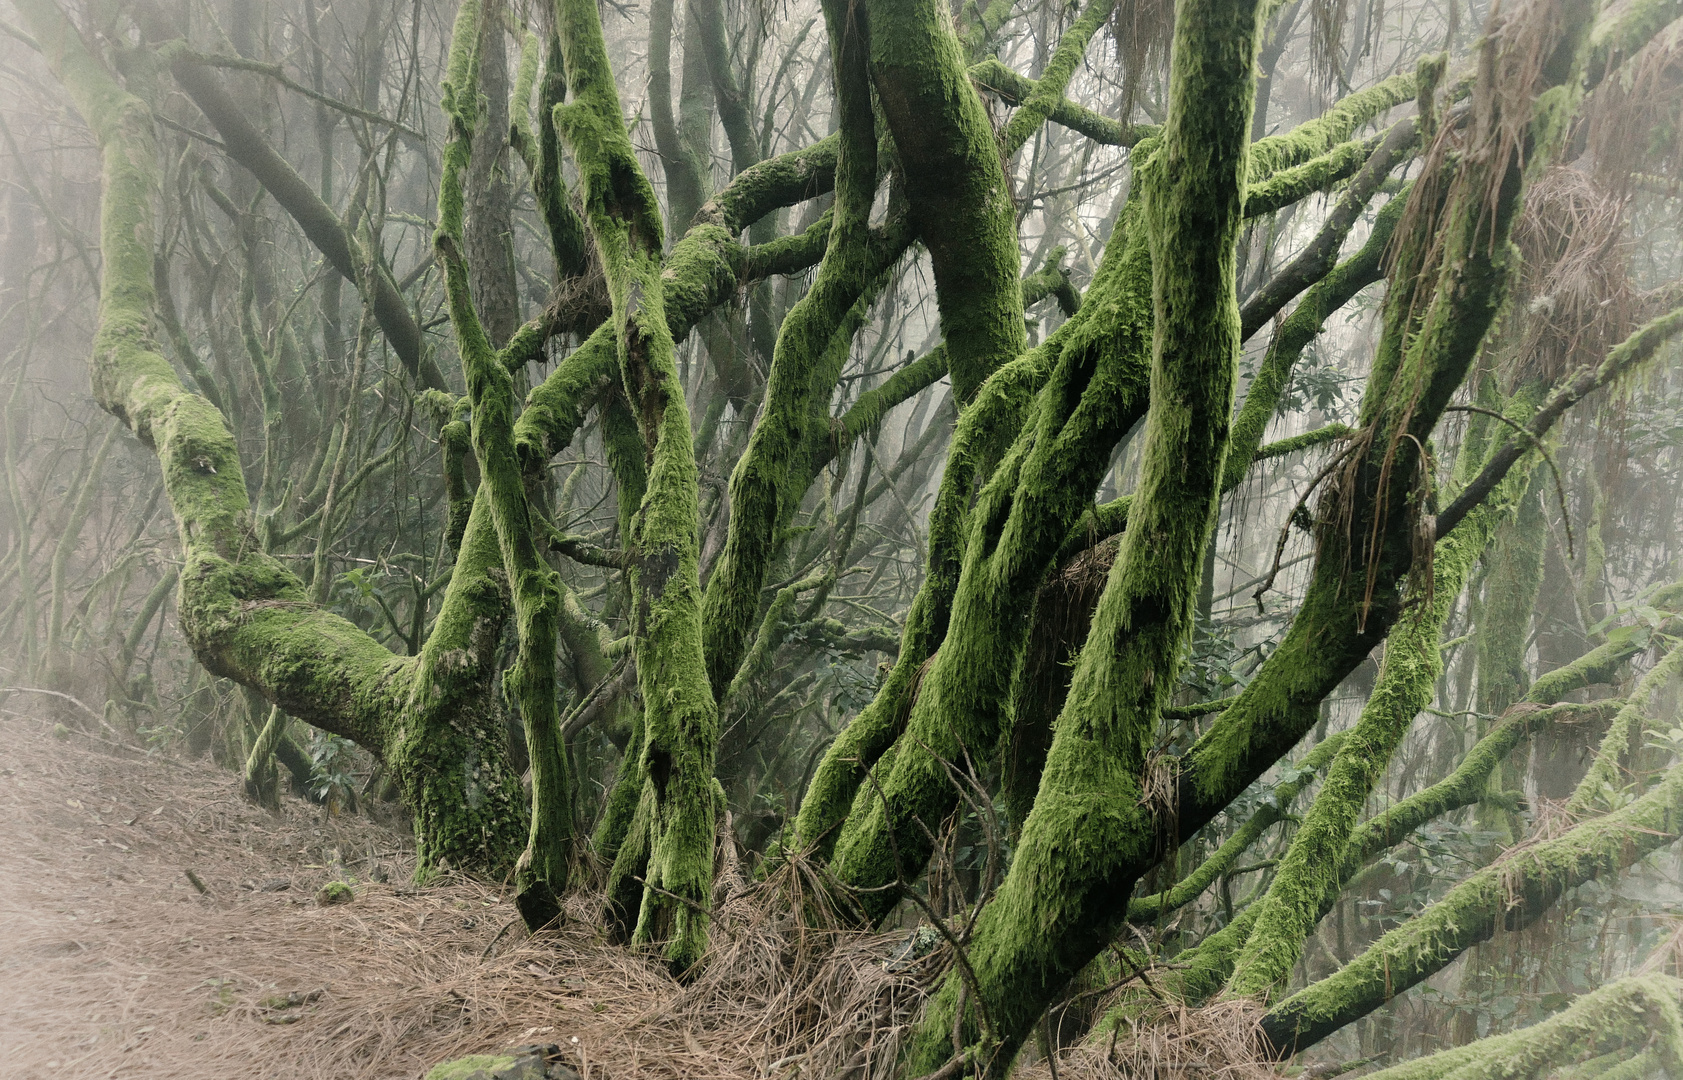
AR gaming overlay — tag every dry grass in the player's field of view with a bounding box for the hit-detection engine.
[655,854,945,1080]
[0,714,1297,1080]
[1014,998,1279,1080]
[0,714,953,1080]
[0,715,685,1080]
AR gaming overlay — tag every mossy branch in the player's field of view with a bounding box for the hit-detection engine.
[1126,731,1347,925]
[969,58,1157,147]
[895,0,1263,1065]
[1351,974,1683,1080]
[1260,749,1683,1055]
[996,0,1120,155]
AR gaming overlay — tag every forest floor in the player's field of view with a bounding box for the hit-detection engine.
[0,714,749,1080]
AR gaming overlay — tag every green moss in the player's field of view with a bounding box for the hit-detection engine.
[1225,497,1498,998]
[1179,0,1596,837]
[437,39,573,923]
[17,0,527,877]
[699,4,885,698]
[969,58,1156,147]
[1330,976,1683,1078]
[553,0,719,972]
[424,1055,518,1080]
[824,203,1156,903]
[1243,131,1387,218]
[1565,641,1683,817]
[1247,70,1415,181]
[1350,698,1620,866]
[1127,730,1346,925]
[791,342,1057,860]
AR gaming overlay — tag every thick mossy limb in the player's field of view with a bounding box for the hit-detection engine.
[827,205,1155,916]
[997,193,1383,833]
[1225,381,1548,996]
[1260,748,1683,1056]
[18,0,527,876]
[1242,130,1385,218]
[1176,0,1596,845]
[863,0,1024,402]
[554,0,718,973]
[896,0,1260,1066]
[1348,974,1683,1080]
[790,345,1056,859]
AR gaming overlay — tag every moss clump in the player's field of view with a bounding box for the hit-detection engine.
[315,881,354,905]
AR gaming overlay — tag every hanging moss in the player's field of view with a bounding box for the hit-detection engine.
[1177,0,1597,845]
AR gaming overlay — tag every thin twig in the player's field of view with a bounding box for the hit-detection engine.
[1443,404,1574,558]
[1253,444,1359,612]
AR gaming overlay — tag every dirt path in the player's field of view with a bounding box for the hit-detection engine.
[0,717,700,1080]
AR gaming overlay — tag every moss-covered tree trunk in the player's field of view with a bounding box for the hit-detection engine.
[896,0,1261,1068]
